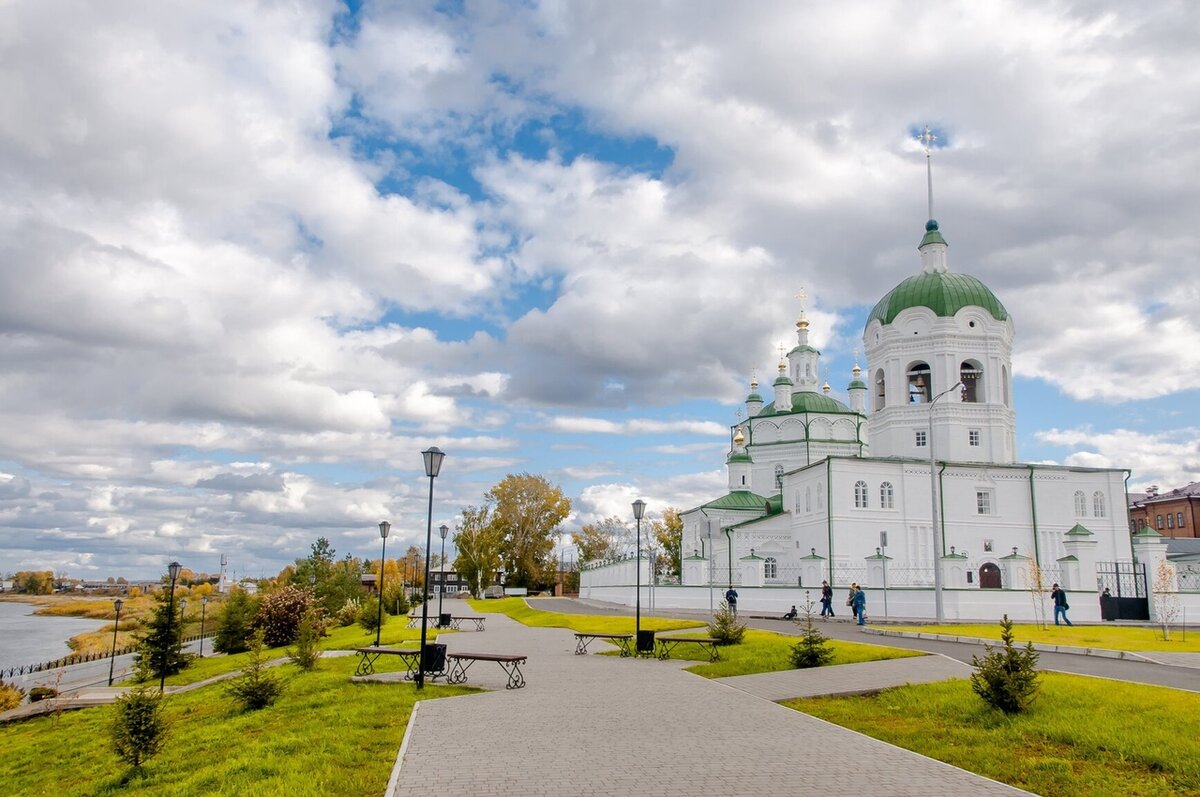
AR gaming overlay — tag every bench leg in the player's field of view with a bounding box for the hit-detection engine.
[355,652,379,676]
[656,642,671,661]
[473,620,485,631]
[575,637,590,655]
[708,644,720,662]
[500,660,526,689]
[446,658,471,685]
[615,639,632,658]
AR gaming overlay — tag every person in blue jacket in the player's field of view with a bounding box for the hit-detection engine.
[850,584,867,626]
[1051,583,1073,626]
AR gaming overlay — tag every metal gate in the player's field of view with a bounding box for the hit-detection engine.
[1096,561,1149,621]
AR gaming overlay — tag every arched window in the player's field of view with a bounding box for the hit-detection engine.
[775,464,785,491]
[816,482,824,510]
[880,481,894,509]
[1093,492,1106,518]
[960,361,983,402]
[764,557,777,579]
[907,362,931,404]
[1002,365,1010,407]
[1074,490,1087,516]
[874,369,886,411]
[805,486,811,513]
[854,480,868,508]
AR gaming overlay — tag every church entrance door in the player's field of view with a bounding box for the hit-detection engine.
[979,563,1001,589]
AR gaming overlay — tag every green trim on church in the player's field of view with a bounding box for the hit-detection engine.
[702,491,770,511]
[758,392,853,415]
[866,271,1009,327]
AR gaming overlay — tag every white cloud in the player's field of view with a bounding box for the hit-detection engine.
[1035,427,1200,489]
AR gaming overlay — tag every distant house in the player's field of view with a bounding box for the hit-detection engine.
[429,563,469,596]
[1129,482,1200,538]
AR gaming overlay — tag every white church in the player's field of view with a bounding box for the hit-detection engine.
[582,190,1177,622]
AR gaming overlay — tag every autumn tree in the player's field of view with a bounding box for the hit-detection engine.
[14,571,54,594]
[453,504,503,597]
[650,507,684,578]
[575,516,628,563]
[488,474,571,589]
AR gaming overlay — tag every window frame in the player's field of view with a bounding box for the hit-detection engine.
[880,481,894,510]
[915,429,927,448]
[976,490,993,515]
[854,480,868,509]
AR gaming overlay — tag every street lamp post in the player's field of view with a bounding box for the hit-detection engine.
[199,596,208,657]
[162,561,181,693]
[707,518,715,618]
[929,381,963,623]
[556,530,564,596]
[376,521,391,646]
[633,499,646,653]
[437,523,449,621]
[417,446,445,690]
[107,598,123,686]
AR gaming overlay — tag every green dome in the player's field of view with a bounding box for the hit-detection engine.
[773,375,793,386]
[847,379,867,390]
[866,271,1008,329]
[746,392,763,403]
[759,391,853,416]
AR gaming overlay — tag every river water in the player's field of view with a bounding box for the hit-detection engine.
[0,601,110,672]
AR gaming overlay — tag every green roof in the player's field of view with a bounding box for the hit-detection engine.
[773,375,793,386]
[726,451,752,464]
[789,345,819,355]
[766,495,783,514]
[1065,523,1094,537]
[866,271,1009,328]
[702,491,770,511]
[746,392,763,403]
[759,391,852,415]
[847,379,867,390]
[919,218,947,247]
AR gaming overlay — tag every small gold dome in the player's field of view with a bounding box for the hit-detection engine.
[733,428,746,445]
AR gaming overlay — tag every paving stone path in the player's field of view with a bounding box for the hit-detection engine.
[388,600,1028,796]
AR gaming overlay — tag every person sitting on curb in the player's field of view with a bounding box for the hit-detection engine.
[782,605,798,620]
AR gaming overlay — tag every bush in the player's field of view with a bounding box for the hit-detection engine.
[970,615,1041,714]
[225,629,284,710]
[111,685,169,768]
[790,598,833,669]
[333,600,361,627]
[28,686,59,702]
[253,585,314,647]
[707,600,747,646]
[382,582,409,616]
[213,588,258,654]
[0,681,25,711]
[358,595,386,634]
[287,609,324,671]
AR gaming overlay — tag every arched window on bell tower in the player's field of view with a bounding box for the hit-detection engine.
[960,360,983,402]
[874,369,886,411]
[775,464,785,491]
[907,362,931,404]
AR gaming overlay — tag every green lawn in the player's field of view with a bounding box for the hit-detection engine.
[666,628,922,678]
[888,623,1200,653]
[1,655,472,796]
[790,673,1200,797]
[467,597,703,634]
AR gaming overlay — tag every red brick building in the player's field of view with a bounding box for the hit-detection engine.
[1128,482,1200,538]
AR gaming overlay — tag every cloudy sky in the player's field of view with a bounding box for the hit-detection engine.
[2,1,1197,581]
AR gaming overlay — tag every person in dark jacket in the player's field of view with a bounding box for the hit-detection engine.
[850,584,867,626]
[820,580,834,618]
[725,587,738,617]
[1051,583,1073,626]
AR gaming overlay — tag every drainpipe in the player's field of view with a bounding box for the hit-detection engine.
[804,419,811,466]
[1026,465,1041,566]
[723,527,735,588]
[826,457,834,585]
[1122,470,1136,559]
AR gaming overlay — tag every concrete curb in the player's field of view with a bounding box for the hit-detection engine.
[863,628,1158,663]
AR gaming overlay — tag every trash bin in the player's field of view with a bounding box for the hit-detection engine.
[439,612,452,628]
[636,629,656,655]
[422,643,447,674]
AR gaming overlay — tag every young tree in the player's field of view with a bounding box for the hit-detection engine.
[134,588,189,682]
[970,615,1040,714]
[225,629,284,711]
[488,473,571,589]
[213,587,257,654]
[790,593,833,669]
[453,504,502,598]
[575,517,628,563]
[1153,559,1181,641]
[707,601,747,646]
[111,686,169,770]
[253,585,315,647]
[288,609,323,670]
[1021,562,1049,630]
[650,508,684,578]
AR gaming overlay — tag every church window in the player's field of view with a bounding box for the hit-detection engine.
[1167,513,1175,529]
[874,369,886,411]
[1002,366,1011,407]
[1179,512,1186,528]
[960,361,983,402]
[805,487,811,513]
[1157,515,1163,529]
[794,492,802,513]
[915,430,927,447]
[741,475,746,486]
[880,482,894,509]
[1093,492,1106,518]
[907,362,931,403]
[764,557,778,579]
[1074,491,1087,517]
[976,491,992,515]
[969,430,980,447]
[775,464,785,491]
[817,483,824,510]
[854,481,868,508]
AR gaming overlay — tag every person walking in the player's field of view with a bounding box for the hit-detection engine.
[846,584,858,621]
[1051,583,1073,626]
[725,587,739,617]
[820,580,834,618]
[851,585,867,626]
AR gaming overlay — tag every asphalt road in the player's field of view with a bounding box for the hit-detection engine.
[7,638,207,693]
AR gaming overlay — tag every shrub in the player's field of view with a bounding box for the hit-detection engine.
[970,615,1041,714]
[111,685,169,768]
[333,600,361,627]
[225,629,284,710]
[790,597,833,669]
[382,582,409,616]
[287,609,324,671]
[0,681,25,711]
[28,686,59,702]
[707,600,747,646]
[358,595,385,634]
[253,585,314,647]
[213,588,258,654]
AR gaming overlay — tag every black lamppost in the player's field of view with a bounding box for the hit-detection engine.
[198,596,208,657]
[633,499,646,650]
[162,561,181,692]
[417,446,445,690]
[107,598,123,686]
[376,520,391,646]
[437,523,449,620]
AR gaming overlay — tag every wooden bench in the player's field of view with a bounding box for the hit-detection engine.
[446,652,527,689]
[574,632,634,657]
[353,646,421,678]
[446,615,486,631]
[655,636,722,662]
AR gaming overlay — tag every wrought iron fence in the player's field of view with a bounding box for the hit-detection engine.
[1096,561,1147,599]
[0,632,211,682]
[1177,572,1200,593]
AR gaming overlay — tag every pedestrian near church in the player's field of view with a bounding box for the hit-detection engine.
[820,580,834,618]
[725,587,738,617]
[846,584,857,619]
[1051,583,1072,626]
[851,585,867,626]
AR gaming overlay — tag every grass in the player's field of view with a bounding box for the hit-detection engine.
[670,628,922,678]
[790,672,1200,796]
[0,654,472,796]
[467,597,703,634]
[889,623,1200,653]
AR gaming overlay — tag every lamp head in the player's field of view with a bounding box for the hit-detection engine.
[422,446,446,478]
[202,596,208,605]
[168,561,182,581]
[632,499,646,520]
[439,523,449,540]
[379,520,391,539]
[114,598,123,612]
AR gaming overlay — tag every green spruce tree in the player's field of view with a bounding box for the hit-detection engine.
[213,588,257,654]
[134,588,189,682]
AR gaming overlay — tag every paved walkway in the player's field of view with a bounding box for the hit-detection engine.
[388,599,1027,796]
[717,654,971,701]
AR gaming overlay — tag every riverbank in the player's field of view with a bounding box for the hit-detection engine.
[0,602,111,671]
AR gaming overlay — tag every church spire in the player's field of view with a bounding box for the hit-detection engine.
[919,125,936,223]
[917,125,949,275]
